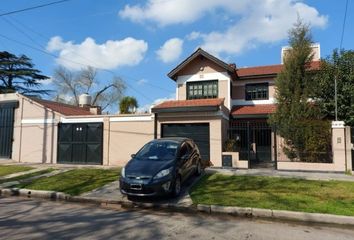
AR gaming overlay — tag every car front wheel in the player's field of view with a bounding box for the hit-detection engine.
[172,176,181,197]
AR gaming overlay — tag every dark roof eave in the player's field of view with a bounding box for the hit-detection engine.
[231,114,272,119]
[237,73,278,80]
[152,105,220,113]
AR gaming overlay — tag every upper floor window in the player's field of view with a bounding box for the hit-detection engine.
[245,83,269,100]
[187,80,218,100]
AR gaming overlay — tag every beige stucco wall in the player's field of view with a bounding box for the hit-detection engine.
[222,152,248,169]
[277,126,348,172]
[157,112,224,167]
[219,80,229,109]
[2,94,60,164]
[178,57,226,76]
[177,84,186,100]
[345,126,352,172]
[107,118,154,166]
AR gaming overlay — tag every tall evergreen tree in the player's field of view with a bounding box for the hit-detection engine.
[0,51,50,96]
[269,20,331,162]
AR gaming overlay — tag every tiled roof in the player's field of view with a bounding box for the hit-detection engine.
[153,98,225,109]
[231,104,277,115]
[30,98,93,116]
[237,61,320,77]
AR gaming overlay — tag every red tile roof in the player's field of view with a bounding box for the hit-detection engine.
[237,61,320,77]
[231,104,277,116]
[153,98,224,109]
[31,98,93,116]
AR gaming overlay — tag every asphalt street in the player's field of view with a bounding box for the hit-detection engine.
[0,197,354,240]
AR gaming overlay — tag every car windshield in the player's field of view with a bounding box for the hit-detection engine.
[134,141,178,161]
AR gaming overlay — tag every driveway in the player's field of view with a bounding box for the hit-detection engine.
[1,197,354,240]
[81,173,201,206]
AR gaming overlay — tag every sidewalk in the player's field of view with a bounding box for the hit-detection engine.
[207,168,354,182]
[2,167,354,227]
[0,161,118,170]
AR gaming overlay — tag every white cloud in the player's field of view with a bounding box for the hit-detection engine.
[137,79,148,85]
[156,38,184,63]
[186,31,202,41]
[46,36,148,70]
[120,0,327,56]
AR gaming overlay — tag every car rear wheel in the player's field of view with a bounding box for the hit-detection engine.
[172,176,181,197]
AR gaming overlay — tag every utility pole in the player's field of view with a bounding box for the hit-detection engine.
[334,73,338,121]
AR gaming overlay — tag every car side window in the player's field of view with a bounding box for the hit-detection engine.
[180,143,192,157]
[179,144,188,158]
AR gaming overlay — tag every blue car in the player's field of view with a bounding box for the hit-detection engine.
[119,137,202,197]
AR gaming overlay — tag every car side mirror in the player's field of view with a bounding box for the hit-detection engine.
[131,154,136,158]
[181,154,189,162]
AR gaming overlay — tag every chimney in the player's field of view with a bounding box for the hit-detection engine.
[89,106,102,115]
[229,63,237,69]
[281,43,320,64]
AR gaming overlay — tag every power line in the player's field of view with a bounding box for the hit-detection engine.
[0,0,72,17]
[334,0,350,121]
[339,0,349,49]
[4,16,174,95]
[0,33,155,102]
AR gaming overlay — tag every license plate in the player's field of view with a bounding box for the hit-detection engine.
[130,184,142,190]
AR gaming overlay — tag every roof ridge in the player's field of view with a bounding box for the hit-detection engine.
[29,97,93,116]
[237,60,321,70]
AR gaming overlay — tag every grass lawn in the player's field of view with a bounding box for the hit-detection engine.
[0,165,34,177]
[0,168,55,184]
[17,168,121,196]
[190,174,354,216]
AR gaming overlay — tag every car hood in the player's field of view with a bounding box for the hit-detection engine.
[125,159,174,177]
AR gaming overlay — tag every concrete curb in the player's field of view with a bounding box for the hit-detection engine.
[1,187,354,226]
[202,204,354,226]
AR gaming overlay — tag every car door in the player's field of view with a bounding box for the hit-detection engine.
[178,142,190,182]
[186,141,199,176]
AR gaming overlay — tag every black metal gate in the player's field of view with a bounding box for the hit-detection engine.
[57,122,103,164]
[229,120,273,168]
[0,101,18,159]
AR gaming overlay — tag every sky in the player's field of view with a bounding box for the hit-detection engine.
[0,0,353,113]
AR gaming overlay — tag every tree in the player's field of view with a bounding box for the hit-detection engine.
[314,49,354,126]
[269,20,331,162]
[119,96,138,114]
[52,66,126,112]
[0,51,50,96]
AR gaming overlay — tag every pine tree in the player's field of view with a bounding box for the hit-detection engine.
[0,51,50,96]
[269,20,331,162]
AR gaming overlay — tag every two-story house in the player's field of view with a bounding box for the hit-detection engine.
[152,47,320,168]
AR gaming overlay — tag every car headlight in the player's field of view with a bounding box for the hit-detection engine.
[121,167,125,178]
[153,167,172,180]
